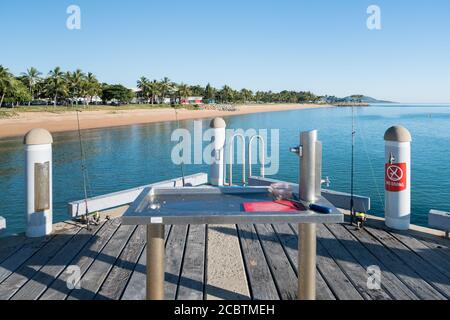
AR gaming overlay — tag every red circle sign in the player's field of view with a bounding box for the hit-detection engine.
[387,165,403,182]
[385,163,407,192]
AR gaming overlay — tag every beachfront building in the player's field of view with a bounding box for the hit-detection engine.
[181,96,203,105]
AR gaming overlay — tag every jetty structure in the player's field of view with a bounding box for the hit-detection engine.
[0,119,449,300]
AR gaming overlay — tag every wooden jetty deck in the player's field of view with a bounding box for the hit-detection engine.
[0,209,449,300]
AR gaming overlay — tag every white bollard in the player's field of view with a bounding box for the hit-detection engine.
[209,118,226,186]
[384,125,412,230]
[24,128,53,237]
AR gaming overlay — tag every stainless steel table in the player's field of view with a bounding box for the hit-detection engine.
[122,185,344,300]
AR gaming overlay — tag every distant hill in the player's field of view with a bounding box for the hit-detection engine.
[343,95,394,104]
[319,95,395,104]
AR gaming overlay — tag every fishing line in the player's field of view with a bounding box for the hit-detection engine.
[354,111,384,207]
[173,106,186,186]
[76,110,92,225]
[350,106,356,224]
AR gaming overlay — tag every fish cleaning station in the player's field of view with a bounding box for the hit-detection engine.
[0,119,449,300]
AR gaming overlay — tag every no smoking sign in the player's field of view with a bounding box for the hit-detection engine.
[385,163,407,192]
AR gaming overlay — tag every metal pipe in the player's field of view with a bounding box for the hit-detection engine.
[146,224,165,300]
[227,133,246,185]
[298,130,318,300]
[248,135,265,178]
[315,141,322,198]
[300,130,317,202]
[298,223,316,300]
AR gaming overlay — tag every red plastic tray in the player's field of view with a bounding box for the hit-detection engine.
[242,200,299,212]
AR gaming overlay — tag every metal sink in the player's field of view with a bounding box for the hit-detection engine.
[122,186,343,225]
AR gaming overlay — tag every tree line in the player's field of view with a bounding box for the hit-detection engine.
[0,65,320,107]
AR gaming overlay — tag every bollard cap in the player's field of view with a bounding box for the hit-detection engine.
[384,125,411,142]
[210,117,226,128]
[23,128,53,145]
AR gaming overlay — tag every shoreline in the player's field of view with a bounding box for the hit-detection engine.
[0,103,333,139]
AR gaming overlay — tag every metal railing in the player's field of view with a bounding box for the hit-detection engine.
[225,134,266,186]
[226,133,246,186]
[249,135,265,178]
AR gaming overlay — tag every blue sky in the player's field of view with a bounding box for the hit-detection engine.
[1,0,449,103]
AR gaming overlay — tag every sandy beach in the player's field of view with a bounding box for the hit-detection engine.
[0,103,332,139]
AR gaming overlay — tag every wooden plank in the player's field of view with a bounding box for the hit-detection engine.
[66,224,136,300]
[0,226,81,300]
[290,224,363,300]
[236,224,279,300]
[95,225,146,300]
[165,225,188,300]
[393,227,450,249]
[366,227,450,299]
[345,225,445,300]
[254,224,298,300]
[0,236,28,265]
[177,224,206,300]
[316,224,391,300]
[326,223,418,300]
[272,223,335,300]
[121,225,172,300]
[419,237,450,260]
[387,230,450,280]
[0,235,53,284]
[120,245,147,300]
[11,222,105,300]
[316,239,364,300]
[39,218,121,300]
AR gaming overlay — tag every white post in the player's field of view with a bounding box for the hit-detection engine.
[384,125,412,230]
[24,128,53,237]
[209,118,226,186]
[0,216,6,235]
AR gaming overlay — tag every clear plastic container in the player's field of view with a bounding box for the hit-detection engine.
[269,182,294,200]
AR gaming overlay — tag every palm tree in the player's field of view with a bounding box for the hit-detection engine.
[0,65,14,107]
[204,83,216,101]
[149,80,162,104]
[177,83,191,103]
[21,67,42,106]
[137,76,151,103]
[159,77,173,103]
[83,72,101,105]
[46,67,66,107]
[219,85,234,103]
[240,88,253,103]
[65,69,85,106]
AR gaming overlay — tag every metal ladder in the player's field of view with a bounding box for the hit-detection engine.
[225,134,266,186]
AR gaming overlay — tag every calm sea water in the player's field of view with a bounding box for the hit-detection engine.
[1,104,449,235]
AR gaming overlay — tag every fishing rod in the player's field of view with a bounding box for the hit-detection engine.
[76,110,97,229]
[350,106,355,225]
